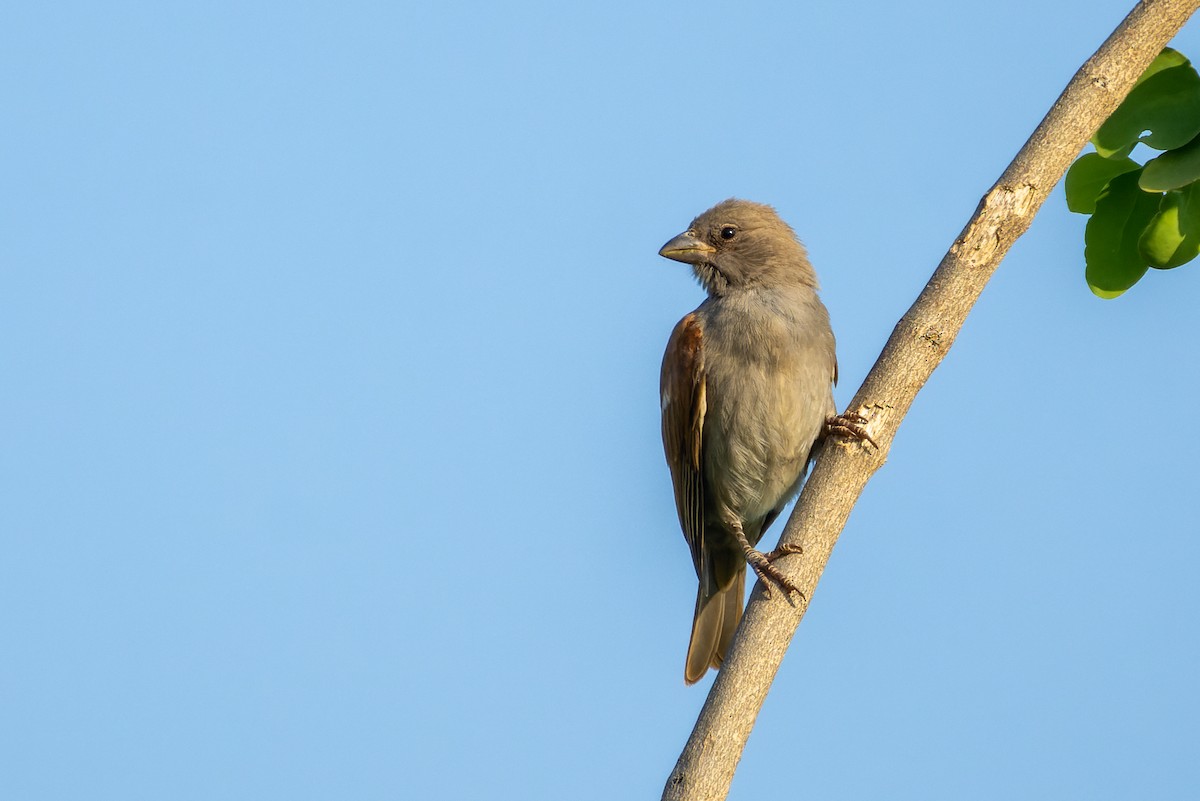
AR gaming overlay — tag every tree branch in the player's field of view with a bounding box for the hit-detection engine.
[662,2,1200,799]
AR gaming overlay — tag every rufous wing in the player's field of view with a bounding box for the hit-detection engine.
[660,313,707,575]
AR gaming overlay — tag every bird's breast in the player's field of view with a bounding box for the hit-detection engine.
[696,289,835,519]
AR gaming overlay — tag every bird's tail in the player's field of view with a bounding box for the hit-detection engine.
[684,570,745,685]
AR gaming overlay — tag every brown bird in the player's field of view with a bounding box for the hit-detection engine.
[659,199,839,684]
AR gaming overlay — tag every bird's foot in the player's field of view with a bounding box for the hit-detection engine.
[826,411,877,448]
[743,546,805,602]
[765,542,803,561]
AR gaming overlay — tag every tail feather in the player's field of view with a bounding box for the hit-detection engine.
[684,570,745,684]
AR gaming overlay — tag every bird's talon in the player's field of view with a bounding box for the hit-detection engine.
[765,542,803,561]
[826,412,877,448]
[746,548,804,600]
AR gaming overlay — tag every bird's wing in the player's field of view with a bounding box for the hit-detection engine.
[661,313,707,573]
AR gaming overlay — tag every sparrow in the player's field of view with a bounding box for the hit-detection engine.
[659,198,842,684]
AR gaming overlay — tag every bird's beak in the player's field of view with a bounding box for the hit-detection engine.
[659,231,716,264]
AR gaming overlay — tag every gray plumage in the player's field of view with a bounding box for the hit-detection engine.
[659,199,837,684]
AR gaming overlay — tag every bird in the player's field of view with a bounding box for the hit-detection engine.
[658,198,849,684]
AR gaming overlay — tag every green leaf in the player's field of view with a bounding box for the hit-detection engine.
[1093,141,1137,160]
[1140,131,1200,191]
[1092,62,1200,155]
[1065,153,1141,213]
[1132,47,1190,89]
[1139,182,1200,269]
[1085,170,1159,297]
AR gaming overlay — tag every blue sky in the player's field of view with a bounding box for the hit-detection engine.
[4,2,1200,799]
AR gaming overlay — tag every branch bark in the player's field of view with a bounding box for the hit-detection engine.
[662,2,1200,799]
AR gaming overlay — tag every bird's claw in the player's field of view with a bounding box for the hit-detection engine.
[826,411,877,448]
[744,546,805,602]
[765,542,803,561]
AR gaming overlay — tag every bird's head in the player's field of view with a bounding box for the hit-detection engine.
[658,198,817,295]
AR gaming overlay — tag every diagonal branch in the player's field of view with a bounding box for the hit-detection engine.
[662,2,1200,799]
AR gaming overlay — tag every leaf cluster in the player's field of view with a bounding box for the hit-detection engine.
[1065,48,1200,298]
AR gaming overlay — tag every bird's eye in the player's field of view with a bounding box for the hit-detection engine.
[719,226,737,240]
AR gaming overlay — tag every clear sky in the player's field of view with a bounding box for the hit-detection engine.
[4,2,1199,799]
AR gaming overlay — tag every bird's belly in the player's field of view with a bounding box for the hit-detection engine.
[703,367,825,522]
